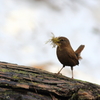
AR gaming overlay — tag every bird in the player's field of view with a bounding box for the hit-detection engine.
[54,37,85,79]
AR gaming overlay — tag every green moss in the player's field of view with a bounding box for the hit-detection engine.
[12,75,19,79]
[0,83,9,87]
[32,82,39,85]
[0,68,10,73]
[1,90,16,96]
[69,93,78,100]
[78,89,85,92]
[5,84,9,86]
[13,70,28,74]
[74,79,87,83]
[12,70,39,78]
[97,94,100,97]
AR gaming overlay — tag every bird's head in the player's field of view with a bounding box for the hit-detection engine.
[56,37,70,47]
[47,33,70,47]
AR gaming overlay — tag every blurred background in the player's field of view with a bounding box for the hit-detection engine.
[0,0,100,84]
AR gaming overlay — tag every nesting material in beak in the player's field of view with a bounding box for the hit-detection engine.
[46,33,60,47]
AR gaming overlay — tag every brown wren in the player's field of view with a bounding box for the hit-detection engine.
[50,36,85,79]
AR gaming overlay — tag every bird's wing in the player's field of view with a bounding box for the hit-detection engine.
[66,47,79,65]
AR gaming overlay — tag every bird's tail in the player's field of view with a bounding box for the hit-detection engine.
[75,45,85,60]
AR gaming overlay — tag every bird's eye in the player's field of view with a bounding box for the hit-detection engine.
[60,39,64,42]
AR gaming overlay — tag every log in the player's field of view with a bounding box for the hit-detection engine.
[0,61,100,100]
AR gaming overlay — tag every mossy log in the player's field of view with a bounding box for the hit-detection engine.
[0,62,100,100]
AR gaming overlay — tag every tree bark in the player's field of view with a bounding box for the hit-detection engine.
[0,62,100,100]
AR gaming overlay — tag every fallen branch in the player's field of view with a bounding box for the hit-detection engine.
[0,62,100,100]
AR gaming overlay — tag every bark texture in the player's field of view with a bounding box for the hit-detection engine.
[0,62,100,100]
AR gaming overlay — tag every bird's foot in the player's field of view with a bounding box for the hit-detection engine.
[71,77,74,79]
[54,72,62,75]
[57,72,60,74]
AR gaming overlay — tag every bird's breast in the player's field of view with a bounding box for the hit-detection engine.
[56,46,79,67]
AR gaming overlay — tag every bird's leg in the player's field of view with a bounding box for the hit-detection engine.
[57,65,64,74]
[71,67,73,79]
